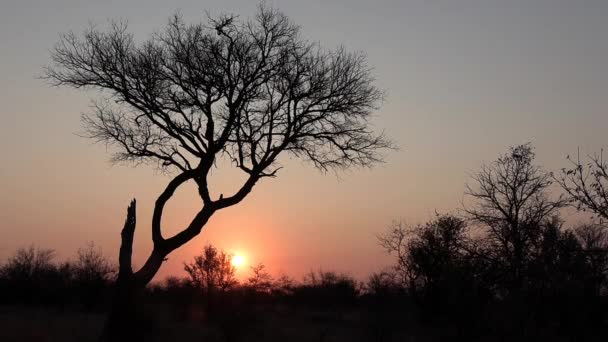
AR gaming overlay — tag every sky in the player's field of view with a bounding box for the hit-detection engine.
[1,0,607,281]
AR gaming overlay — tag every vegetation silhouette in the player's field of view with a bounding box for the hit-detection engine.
[557,148,608,221]
[3,148,608,341]
[43,4,391,340]
[375,144,608,340]
[5,0,601,340]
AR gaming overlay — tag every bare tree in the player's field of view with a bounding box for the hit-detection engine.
[377,220,411,286]
[247,262,273,293]
[2,246,56,280]
[44,5,390,338]
[378,215,469,292]
[464,144,565,292]
[72,241,116,284]
[556,149,608,221]
[184,244,237,295]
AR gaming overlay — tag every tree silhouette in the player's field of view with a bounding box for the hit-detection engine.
[184,244,237,295]
[378,215,478,301]
[247,263,273,293]
[2,246,56,280]
[70,242,116,310]
[557,149,608,221]
[0,246,57,304]
[404,215,469,292]
[44,4,390,339]
[464,144,565,293]
[573,223,608,295]
[72,241,115,285]
[377,220,411,287]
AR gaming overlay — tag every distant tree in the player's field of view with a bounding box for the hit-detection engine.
[377,220,411,286]
[72,241,115,284]
[556,149,608,295]
[575,223,608,251]
[379,215,474,294]
[44,5,390,339]
[464,144,566,293]
[557,150,608,221]
[68,242,116,309]
[247,263,273,293]
[271,273,295,296]
[365,270,401,297]
[574,223,608,295]
[1,246,56,283]
[405,215,470,292]
[184,244,237,295]
[527,217,588,292]
[0,246,58,304]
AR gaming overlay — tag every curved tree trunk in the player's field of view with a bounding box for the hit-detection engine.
[98,192,218,341]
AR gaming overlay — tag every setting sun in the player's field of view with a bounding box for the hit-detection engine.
[231,254,246,268]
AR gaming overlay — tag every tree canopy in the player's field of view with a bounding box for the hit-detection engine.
[44,5,391,288]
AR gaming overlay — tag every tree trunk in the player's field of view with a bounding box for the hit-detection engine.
[98,198,214,341]
[100,276,143,342]
[99,200,148,342]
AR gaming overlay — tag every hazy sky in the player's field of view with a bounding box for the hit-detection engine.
[1,0,607,281]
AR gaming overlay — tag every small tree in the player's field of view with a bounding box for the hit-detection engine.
[557,150,608,221]
[184,244,237,295]
[72,241,115,284]
[0,246,58,304]
[68,242,116,309]
[406,215,469,291]
[247,263,273,293]
[379,215,471,293]
[2,246,56,279]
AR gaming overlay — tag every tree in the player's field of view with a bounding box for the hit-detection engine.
[464,144,565,293]
[556,148,608,295]
[377,220,411,287]
[0,246,59,304]
[405,215,470,292]
[573,223,608,295]
[72,241,115,284]
[557,149,608,221]
[2,246,56,279]
[247,262,273,293]
[378,215,472,293]
[184,244,237,295]
[44,5,390,339]
[69,242,116,309]
[365,270,401,297]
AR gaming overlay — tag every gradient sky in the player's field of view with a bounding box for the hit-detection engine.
[1,0,607,281]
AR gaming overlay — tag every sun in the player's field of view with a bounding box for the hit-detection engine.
[231,254,246,268]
